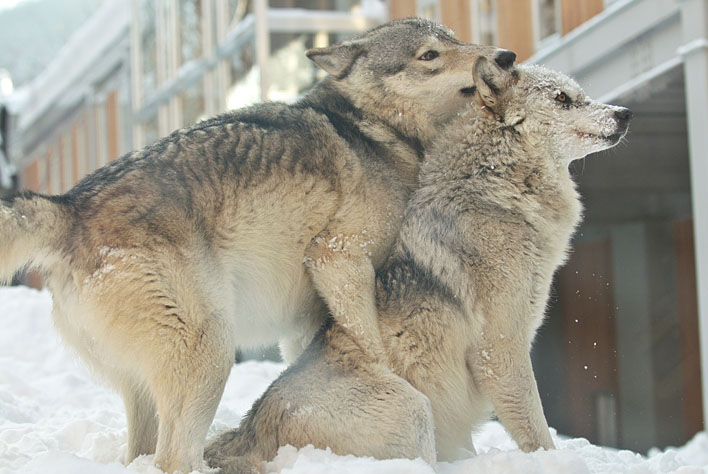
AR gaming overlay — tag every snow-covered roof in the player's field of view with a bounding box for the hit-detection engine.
[14,0,129,131]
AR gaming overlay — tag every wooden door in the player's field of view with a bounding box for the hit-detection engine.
[558,239,620,445]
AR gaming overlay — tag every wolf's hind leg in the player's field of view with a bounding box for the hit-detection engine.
[122,382,158,463]
[143,308,234,473]
[303,233,386,363]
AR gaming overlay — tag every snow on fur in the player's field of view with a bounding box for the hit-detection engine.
[1,286,706,474]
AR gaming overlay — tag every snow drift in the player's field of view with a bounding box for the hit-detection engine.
[1,286,706,474]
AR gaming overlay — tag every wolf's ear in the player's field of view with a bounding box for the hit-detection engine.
[473,56,509,117]
[306,42,364,78]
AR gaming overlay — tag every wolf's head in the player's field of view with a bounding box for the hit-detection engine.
[306,18,517,143]
[473,61,632,163]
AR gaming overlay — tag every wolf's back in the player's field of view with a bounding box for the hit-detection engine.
[0,192,68,284]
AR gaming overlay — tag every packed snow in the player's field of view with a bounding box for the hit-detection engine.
[1,286,707,474]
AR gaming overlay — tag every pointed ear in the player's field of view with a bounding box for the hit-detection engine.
[473,56,503,113]
[306,42,364,78]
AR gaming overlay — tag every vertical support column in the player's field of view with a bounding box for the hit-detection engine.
[215,0,232,113]
[254,0,270,102]
[167,0,182,130]
[610,224,656,451]
[156,0,170,137]
[129,0,145,150]
[202,0,217,117]
[678,0,708,428]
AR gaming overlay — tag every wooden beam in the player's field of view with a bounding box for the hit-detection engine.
[22,160,39,192]
[560,0,603,36]
[440,0,472,43]
[497,0,534,62]
[106,90,120,161]
[390,0,416,20]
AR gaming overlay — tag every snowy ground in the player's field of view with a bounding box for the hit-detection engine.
[1,286,707,474]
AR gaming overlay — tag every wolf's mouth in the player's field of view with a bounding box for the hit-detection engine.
[576,131,626,143]
[604,132,625,143]
[460,86,477,97]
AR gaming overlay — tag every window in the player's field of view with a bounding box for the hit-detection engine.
[267,33,321,102]
[180,80,206,126]
[60,135,73,192]
[138,0,158,103]
[471,0,497,46]
[533,0,560,46]
[179,0,203,64]
[417,0,439,22]
[226,40,258,110]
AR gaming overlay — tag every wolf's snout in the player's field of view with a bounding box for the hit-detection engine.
[614,107,633,128]
[494,50,516,70]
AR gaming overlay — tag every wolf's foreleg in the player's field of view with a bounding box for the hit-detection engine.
[303,232,387,364]
[468,334,554,452]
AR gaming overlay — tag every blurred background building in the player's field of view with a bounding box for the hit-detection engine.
[0,0,706,455]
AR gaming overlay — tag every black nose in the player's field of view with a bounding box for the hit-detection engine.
[494,50,516,70]
[615,107,633,129]
[615,108,633,120]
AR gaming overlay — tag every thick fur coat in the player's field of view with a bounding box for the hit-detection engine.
[205,63,632,472]
[0,19,516,473]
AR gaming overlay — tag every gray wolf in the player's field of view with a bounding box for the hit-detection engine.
[0,19,516,474]
[204,63,632,472]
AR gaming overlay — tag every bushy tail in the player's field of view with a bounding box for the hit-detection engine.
[205,426,266,474]
[0,192,68,284]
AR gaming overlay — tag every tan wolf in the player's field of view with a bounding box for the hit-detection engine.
[0,19,517,474]
[204,62,632,472]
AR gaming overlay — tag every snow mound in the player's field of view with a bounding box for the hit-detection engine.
[1,286,707,474]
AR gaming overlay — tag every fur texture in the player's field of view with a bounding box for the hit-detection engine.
[0,19,516,474]
[205,63,632,472]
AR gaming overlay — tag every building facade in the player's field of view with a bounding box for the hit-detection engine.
[1,0,706,453]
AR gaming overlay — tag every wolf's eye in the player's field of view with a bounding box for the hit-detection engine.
[418,50,439,61]
[555,92,570,104]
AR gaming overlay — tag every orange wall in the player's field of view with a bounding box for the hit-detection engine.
[390,0,416,19]
[561,0,604,35]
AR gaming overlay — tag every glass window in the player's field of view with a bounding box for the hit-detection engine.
[139,0,158,102]
[267,33,320,102]
[37,155,48,193]
[180,0,203,64]
[537,0,558,42]
[269,0,361,11]
[180,80,206,126]
[473,0,497,46]
[60,134,72,192]
[94,102,109,168]
[48,146,60,195]
[226,40,259,110]
[417,0,439,22]
[229,0,249,25]
[142,114,160,146]
[74,117,88,180]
